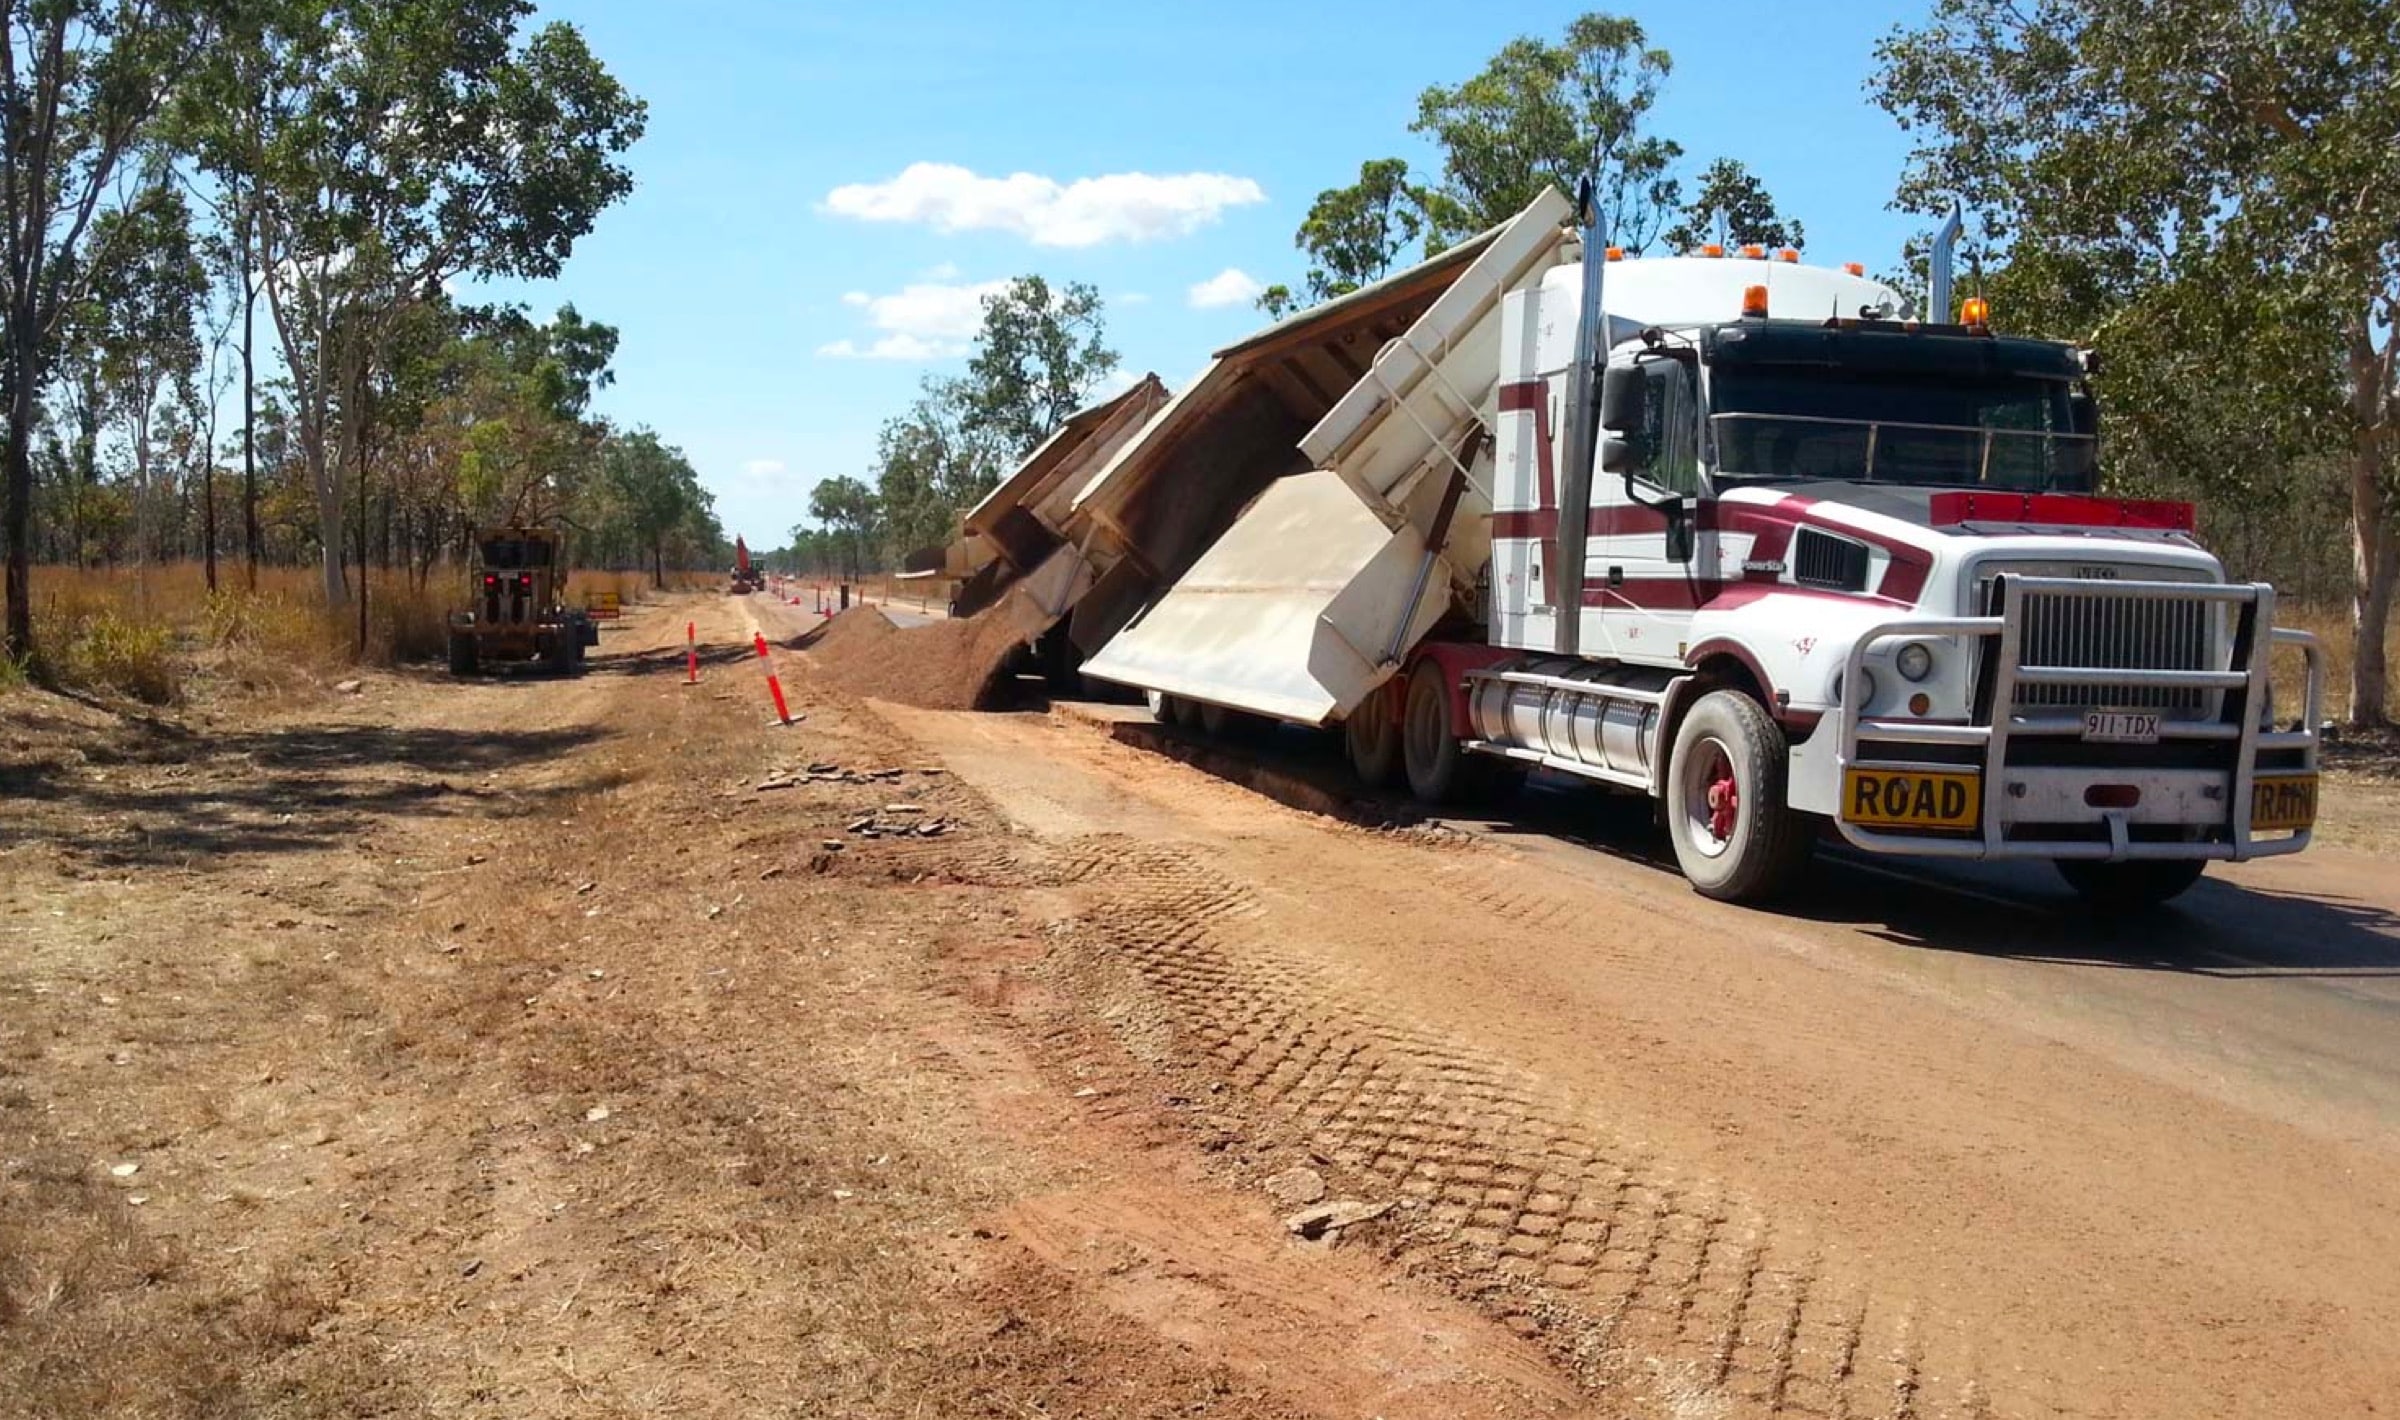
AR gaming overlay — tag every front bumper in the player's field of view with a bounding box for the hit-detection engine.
[1833,576,2323,862]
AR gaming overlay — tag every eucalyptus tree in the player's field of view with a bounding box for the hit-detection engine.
[1874,0,2400,721]
[197,0,644,608]
[0,0,219,662]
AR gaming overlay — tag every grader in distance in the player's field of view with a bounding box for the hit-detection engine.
[446,526,599,676]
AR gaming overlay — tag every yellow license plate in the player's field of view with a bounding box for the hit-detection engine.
[2250,774,2318,832]
[1843,768,1982,831]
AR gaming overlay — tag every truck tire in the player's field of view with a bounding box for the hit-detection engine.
[1163,694,1202,730]
[2055,859,2206,912]
[1344,688,1400,788]
[1666,690,1813,902]
[1402,658,1471,804]
[1145,688,1171,724]
[1197,701,1267,743]
[446,632,478,676]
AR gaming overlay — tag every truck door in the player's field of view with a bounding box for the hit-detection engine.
[1587,356,1709,662]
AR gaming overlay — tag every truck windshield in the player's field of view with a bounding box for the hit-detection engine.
[1709,369,2094,491]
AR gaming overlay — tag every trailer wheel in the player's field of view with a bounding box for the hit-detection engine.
[1666,690,1812,902]
[446,632,478,676]
[1402,659,1472,804]
[1344,687,1400,788]
[1145,689,1171,724]
[1162,694,1202,730]
[1198,701,1269,744]
[2054,859,2205,912]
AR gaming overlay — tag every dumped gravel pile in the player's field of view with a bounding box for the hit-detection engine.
[801,606,1031,710]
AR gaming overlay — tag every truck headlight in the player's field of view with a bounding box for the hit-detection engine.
[1832,667,1877,708]
[1896,642,1934,682]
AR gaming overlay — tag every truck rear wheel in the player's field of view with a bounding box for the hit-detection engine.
[446,632,478,676]
[1666,690,1812,903]
[1402,658,1471,804]
[2054,859,2205,912]
[1344,686,1400,788]
[1197,701,1268,743]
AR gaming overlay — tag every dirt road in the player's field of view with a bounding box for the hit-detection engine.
[8,593,2397,1419]
[754,604,2400,1420]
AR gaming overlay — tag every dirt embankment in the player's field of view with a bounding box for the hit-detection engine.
[799,604,1034,710]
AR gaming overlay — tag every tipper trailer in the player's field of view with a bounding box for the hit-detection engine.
[1083,189,2324,909]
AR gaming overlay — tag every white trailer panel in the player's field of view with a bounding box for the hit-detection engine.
[1079,471,1449,725]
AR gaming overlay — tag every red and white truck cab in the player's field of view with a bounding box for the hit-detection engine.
[1079,188,2321,909]
[1460,245,2323,905]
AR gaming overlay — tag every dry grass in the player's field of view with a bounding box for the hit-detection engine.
[19,561,693,705]
[0,1146,352,1420]
[2274,603,2400,725]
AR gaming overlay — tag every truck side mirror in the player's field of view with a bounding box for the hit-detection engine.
[1599,364,1645,432]
[1600,436,1634,473]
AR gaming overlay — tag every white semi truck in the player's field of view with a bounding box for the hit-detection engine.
[1084,189,2323,908]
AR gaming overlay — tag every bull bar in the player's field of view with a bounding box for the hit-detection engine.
[1833,576,2323,862]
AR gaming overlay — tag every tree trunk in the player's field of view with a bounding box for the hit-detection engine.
[203,452,218,593]
[241,232,258,592]
[2348,320,2394,727]
[3,341,33,665]
[313,437,344,605]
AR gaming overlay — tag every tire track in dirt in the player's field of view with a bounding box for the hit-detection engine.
[1015,831,1990,1420]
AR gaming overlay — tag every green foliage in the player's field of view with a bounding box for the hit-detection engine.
[806,475,880,579]
[188,0,647,604]
[1872,0,2400,718]
[875,377,1003,560]
[1410,12,1681,251]
[1293,158,1428,303]
[602,426,711,587]
[1661,159,1802,254]
[834,274,1120,572]
[1,0,222,661]
[962,276,1118,458]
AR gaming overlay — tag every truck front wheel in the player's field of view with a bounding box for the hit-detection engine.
[2054,859,2205,912]
[1666,690,1812,903]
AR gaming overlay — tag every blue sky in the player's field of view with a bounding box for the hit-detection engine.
[483,0,1936,547]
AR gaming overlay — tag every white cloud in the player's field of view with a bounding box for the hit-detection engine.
[1094,368,1141,396]
[920,260,962,281]
[819,276,1011,361]
[822,162,1266,247]
[817,334,953,361]
[1117,291,1152,306]
[1187,267,1265,310]
[742,459,787,477]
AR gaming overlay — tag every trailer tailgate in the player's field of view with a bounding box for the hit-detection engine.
[1079,470,1449,725]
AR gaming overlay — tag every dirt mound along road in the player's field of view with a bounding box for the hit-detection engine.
[801,602,1033,710]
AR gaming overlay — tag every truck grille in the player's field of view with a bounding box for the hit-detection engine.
[2012,586,2216,714]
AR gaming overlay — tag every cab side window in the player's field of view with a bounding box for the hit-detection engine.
[1639,359,1701,495]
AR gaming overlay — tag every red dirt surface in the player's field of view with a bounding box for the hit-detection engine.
[801,605,1033,710]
